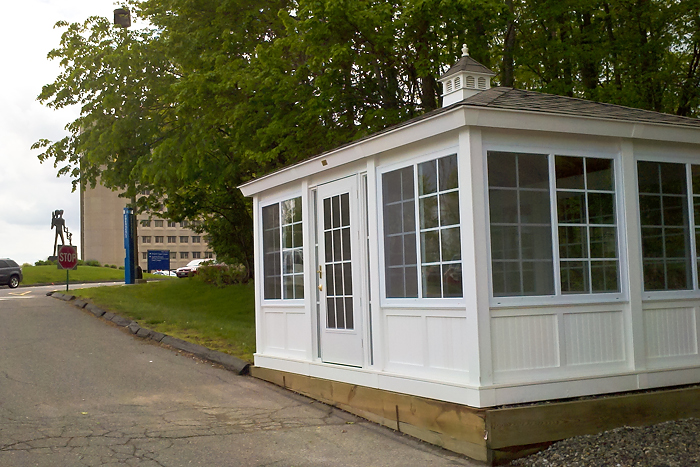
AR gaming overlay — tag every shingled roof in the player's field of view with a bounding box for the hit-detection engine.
[462,87,700,128]
[439,55,496,79]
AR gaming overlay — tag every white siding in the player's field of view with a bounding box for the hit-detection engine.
[426,316,469,372]
[644,307,698,359]
[491,315,559,371]
[386,315,424,366]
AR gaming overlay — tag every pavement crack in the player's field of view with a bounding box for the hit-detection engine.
[0,370,34,386]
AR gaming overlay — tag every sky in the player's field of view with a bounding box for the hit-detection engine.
[0,0,122,265]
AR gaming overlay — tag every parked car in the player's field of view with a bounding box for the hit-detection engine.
[152,270,177,276]
[0,258,23,288]
[175,259,210,278]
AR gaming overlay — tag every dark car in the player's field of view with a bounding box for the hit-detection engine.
[0,258,22,288]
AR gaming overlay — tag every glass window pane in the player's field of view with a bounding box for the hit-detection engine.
[492,261,522,296]
[557,191,586,224]
[386,235,404,266]
[332,195,340,228]
[661,163,687,195]
[421,231,440,263]
[324,231,333,263]
[439,192,460,226]
[383,169,403,204]
[335,297,345,329]
[586,158,613,191]
[589,227,617,258]
[324,198,331,230]
[333,229,341,261]
[639,195,662,226]
[441,227,461,262]
[560,261,589,293]
[384,204,402,235]
[490,226,519,260]
[327,298,336,328]
[282,225,293,248]
[521,226,553,260]
[665,227,689,259]
[326,265,335,295]
[422,265,442,298]
[343,262,353,295]
[283,251,294,274]
[489,189,518,224]
[341,193,350,227]
[405,266,418,296]
[522,261,555,295]
[294,274,304,299]
[342,227,351,260]
[283,275,294,299]
[555,156,585,190]
[439,154,459,191]
[662,196,687,227]
[559,226,588,258]
[442,263,462,297]
[591,261,618,293]
[345,298,354,329]
[293,223,303,248]
[334,263,344,295]
[386,267,405,298]
[404,233,417,264]
[642,261,665,291]
[518,153,550,189]
[587,193,614,224]
[418,159,437,195]
[488,152,517,187]
[638,161,661,194]
[420,196,439,229]
[667,261,691,289]
[520,190,551,224]
[403,200,415,231]
[641,227,664,258]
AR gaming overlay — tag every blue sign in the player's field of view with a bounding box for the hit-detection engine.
[147,250,170,272]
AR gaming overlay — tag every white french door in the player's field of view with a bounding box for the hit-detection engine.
[316,176,364,367]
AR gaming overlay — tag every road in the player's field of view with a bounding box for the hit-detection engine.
[0,288,475,466]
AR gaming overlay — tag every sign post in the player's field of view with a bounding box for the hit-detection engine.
[124,207,135,284]
[57,244,78,291]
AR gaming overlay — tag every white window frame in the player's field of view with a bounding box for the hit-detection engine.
[259,190,306,304]
[637,156,700,301]
[484,144,628,308]
[377,146,466,308]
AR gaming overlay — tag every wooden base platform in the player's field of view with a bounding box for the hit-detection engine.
[250,367,700,465]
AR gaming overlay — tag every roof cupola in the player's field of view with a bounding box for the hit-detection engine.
[438,45,496,107]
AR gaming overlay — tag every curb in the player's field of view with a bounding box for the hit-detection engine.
[47,291,250,375]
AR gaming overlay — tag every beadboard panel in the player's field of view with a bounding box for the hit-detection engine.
[564,311,625,365]
[644,307,698,359]
[426,316,469,372]
[386,315,424,366]
[491,314,559,372]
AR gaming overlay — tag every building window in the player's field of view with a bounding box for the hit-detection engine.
[205,251,213,259]
[142,236,151,243]
[167,236,176,243]
[170,252,176,259]
[142,252,147,260]
[180,236,189,243]
[192,236,201,243]
[204,235,211,243]
[180,252,189,259]
[168,221,176,228]
[181,221,189,228]
[487,151,619,297]
[638,161,692,290]
[262,196,304,299]
[140,219,151,227]
[155,236,164,243]
[154,220,163,227]
[192,251,201,259]
[382,154,462,299]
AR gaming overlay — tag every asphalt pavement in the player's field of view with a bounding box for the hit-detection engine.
[0,287,476,466]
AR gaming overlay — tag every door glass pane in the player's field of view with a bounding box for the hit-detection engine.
[323,191,354,330]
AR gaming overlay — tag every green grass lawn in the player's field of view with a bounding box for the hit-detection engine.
[22,265,165,285]
[72,279,256,362]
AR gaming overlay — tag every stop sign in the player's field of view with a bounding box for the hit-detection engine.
[57,245,78,270]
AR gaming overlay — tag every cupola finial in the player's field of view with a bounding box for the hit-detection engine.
[462,44,469,57]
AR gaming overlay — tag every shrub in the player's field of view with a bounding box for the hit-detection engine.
[85,259,101,267]
[110,264,118,269]
[22,263,32,268]
[196,263,247,287]
[35,259,56,266]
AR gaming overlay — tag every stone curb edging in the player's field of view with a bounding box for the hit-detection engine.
[47,291,250,375]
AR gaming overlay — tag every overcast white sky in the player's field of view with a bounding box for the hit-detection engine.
[0,0,123,264]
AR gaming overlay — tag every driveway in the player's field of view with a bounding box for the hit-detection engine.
[0,292,475,466]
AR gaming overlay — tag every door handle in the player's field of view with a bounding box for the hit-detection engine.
[317,266,323,279]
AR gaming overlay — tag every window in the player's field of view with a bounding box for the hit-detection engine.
[204,235,212,243]
[487,151,619,298]
[382,154,462,299]
[140,219,151,227]
[155,236,164,243]
[142,252,147,260]
[154,220,163,227]
[181,221,189,228]
[180,252,189,259]
[142,236,151,243]
[205,251,213,259]
[638,161,692,291]
[170,252,176,259]
[192,251,201,259]
[167,236,176,243]
[192,236,201,243]
[179,236,189,243]
[262,196,303,299]
[168,221,176,228]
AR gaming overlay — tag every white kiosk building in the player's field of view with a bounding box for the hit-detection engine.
[240,48,700,462]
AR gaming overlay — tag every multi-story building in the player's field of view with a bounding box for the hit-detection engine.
[80,182,215,270]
